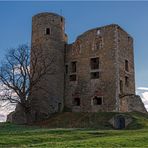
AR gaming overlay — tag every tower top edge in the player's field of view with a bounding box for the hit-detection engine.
[32,12,64,19]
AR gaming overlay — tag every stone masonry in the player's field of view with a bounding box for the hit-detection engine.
[30,12,146,121]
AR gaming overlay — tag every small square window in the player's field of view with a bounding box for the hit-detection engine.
[93,96,102,105]
[69,74,76,81]
[91,72,99,79]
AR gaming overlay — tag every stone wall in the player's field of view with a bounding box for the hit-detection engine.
[120,95,147,113]
[64,24,146,113]
[117,26,135,96]
[65,25,120,112]
[116,27,146,112]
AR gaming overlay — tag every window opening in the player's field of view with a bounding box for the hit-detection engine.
[93,96,102,105]
[73,98,80,106]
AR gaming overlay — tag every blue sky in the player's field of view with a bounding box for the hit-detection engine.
[0,1,148,88]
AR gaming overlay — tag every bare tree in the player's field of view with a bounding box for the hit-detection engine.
[0,44,54,122]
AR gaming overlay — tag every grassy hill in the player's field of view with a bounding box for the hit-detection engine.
[36,112,148,129]
[0,112,148,147]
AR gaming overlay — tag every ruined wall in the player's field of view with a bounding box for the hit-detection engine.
[65,25,119,112]
[118,27,135,95]
[117,26,136,112]
[120,95,147,113]
[30,12,66,121]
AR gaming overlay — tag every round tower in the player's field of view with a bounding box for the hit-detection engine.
[30,12,66,121]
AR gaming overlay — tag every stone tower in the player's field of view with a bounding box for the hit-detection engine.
[30,12,67,120]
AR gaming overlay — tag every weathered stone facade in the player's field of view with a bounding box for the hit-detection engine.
[30,12,146,121]
[30,12,67,121]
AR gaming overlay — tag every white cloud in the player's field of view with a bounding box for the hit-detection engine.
[0,101,16,122]
[136,87,148,111]
[0,84,16,122]
[0,114,6,122]
[137,87,148,91]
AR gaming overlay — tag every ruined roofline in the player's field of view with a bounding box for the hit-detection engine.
[75,24,133,42]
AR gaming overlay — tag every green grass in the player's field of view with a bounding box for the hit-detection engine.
[0,112,148,147]
[36,112,148,129]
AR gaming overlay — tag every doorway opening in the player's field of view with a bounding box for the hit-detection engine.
[115,115,125,129]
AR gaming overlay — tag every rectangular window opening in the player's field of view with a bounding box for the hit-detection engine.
[65,65,68,74]
[90,57,99,70]
[120,80,123,93]
[93,96,102,105]
[45,28,50,35]
[125,76,129,87]
[91,72,99,79]
[73,98,80,106]
[125,60,129,72]
[61,17,63,22]
[69,74,76,81]
[71,61,77,73]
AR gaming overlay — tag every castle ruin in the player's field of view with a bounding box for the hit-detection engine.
[28,12,146,121]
